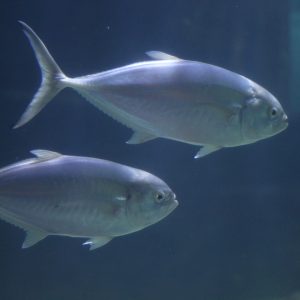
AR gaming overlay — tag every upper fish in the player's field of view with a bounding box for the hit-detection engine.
[15,21,288,158]
[0,150,178,250]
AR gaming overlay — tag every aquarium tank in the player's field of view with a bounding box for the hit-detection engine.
[0,1,299,300]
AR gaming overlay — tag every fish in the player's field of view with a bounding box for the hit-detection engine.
[15,21,288,158]
[0,150,178,250]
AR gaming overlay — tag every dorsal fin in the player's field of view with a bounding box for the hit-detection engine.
[30,149,62,160]
[146,51,181,61]
[0,150,62,175]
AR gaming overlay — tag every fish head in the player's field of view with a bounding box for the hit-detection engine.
[126,172,178,229]
[240,84,288,143]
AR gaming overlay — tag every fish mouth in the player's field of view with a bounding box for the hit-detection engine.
[169,192,178,207]
[161,192,178,213]
[272,114,288,134]
[282,114,288,128]
[164,198,178,217]
[173,199,179,207]
[283,122,288,130]
[278,115,288,132]
[170,197,179,210]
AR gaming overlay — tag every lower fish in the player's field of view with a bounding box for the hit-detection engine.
[15,22,288,158]
[0,150,178,250]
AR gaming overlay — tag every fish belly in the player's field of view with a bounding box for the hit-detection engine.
[76,87,241,146]
[0,194,112,237]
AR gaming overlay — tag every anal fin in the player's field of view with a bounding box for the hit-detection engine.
[22,229,48,248]
[83,236,112,250]
[126,131,157,144]
[0,207,49,248]
[194,145,222,159]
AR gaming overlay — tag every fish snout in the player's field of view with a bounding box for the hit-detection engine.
[173,199,179,208]
[163,191,178,209]
[170,192,179,208]
[281,113,288,130]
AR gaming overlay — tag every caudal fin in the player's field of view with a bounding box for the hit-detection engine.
[14,21,68,128]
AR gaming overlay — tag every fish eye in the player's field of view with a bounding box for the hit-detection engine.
[155,192,165,203]
[270,107,278,118]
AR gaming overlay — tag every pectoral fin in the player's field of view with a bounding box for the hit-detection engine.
[22,229,48,248]
[194,145,222,159]
[83,237,112,250]
[126,131,157,144]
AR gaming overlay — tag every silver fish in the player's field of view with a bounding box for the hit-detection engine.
[15,22,288,158]
[0,150,178,250]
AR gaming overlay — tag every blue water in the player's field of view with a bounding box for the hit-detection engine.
[0,1,299,300]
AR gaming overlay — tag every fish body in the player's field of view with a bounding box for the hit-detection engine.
[16,22,288,157]
[0,150,178,249]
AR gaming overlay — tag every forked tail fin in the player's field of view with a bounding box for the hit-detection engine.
[14,21,69,128]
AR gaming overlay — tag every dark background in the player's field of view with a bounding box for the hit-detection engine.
[0,1,299,300]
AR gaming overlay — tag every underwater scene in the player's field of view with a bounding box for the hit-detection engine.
[0,0,299,299]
